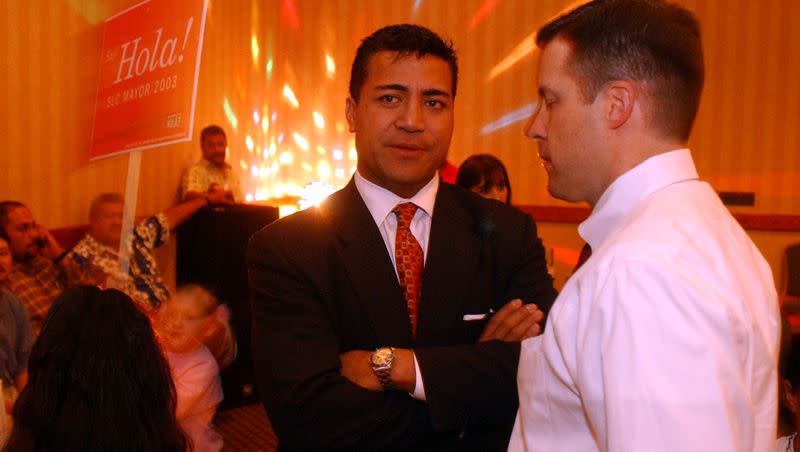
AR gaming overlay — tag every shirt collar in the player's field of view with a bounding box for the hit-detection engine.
[84,233,119,256]
[354,170,439,226]
[578,148,698,249]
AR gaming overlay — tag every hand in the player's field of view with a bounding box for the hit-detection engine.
[35,226,63,261]
[199,306,229,342]
[339,350,383,391]
[221,184,236,204]
[479,299,544,342]
[224,190,236,204]
[201,306,236,369]
[205,185,230,205]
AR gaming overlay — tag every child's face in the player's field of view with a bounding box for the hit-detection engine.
[157,295,214,354]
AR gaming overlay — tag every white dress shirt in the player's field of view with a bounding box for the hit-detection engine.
[354,170,438,401]
[509,149,779,452]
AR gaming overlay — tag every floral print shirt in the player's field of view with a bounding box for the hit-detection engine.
[69,213,170,308]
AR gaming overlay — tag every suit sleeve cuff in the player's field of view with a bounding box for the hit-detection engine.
[410,352,427,401]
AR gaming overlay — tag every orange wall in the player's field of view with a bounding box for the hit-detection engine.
[2,0,799,288]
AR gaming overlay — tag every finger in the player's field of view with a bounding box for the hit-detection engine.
[42,230,60,249]
[504,308,542,341]
[497,308,538,340]
[480,299,522,340]
[523,303,544,323]
[41,226,54,241]
[495,303,543,341]
[530,306,544,324]
[490,304,535,340]
[524,322,542,339]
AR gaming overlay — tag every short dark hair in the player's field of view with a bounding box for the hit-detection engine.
[349,24,458,101]
[456,154,513,204]
[6,286,187,451]
[0,200,26,233]
[88,192,124,222]
[537,0,704,141]
[200,125,226,143]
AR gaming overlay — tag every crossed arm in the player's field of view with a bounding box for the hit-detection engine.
[247,205,555,448]
[339,300,544,393]
[248,236,439,449]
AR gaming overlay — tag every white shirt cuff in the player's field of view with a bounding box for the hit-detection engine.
[410,352,426,401]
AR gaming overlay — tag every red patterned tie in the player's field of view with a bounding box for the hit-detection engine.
[393,203,423,337]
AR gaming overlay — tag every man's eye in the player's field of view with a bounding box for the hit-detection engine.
[425,99,447,108]
[380,95,399,103]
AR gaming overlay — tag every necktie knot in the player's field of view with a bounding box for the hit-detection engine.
[393,203,418,230]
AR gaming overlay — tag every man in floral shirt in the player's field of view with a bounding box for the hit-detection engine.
[69,191,225,308]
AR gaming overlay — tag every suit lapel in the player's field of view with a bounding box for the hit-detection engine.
[416,185,482,343]
[322,180,413,346]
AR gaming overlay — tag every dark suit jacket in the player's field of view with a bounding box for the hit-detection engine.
[247,180,556,451]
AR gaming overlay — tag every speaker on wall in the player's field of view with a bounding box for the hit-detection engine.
[176,204,279,409]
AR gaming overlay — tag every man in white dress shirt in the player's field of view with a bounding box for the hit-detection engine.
[509,1,780,451]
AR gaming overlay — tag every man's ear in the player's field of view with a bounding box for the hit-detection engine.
[603,81,636,129]
[345,97,357,132]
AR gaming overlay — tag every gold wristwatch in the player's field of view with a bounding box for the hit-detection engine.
[370,347,398,390]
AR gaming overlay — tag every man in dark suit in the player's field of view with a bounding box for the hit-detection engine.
[247,24,557,451]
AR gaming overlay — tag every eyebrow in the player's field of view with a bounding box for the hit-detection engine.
[375,84,408,92]
[422,88,451,98]
[375,84,452,99]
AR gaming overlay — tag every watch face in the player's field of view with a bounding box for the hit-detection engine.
[372,348,392,366]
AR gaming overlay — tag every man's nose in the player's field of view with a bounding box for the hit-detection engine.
[523,104,546,141]
[396,102,424,132]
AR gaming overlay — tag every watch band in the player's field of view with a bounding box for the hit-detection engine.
[371,347,399,391]
[374,366,398,391]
